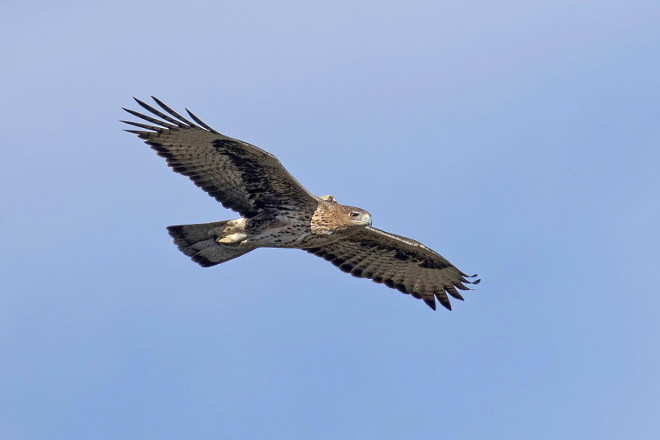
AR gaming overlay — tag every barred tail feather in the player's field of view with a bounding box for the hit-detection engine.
[167,221,254,267]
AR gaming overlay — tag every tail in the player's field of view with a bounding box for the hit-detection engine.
[167,220,255,267]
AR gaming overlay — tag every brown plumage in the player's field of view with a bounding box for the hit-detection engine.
[122,97,480,310]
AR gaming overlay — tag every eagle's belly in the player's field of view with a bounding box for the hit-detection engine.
[243,215,315,248]
[248,226,304,247]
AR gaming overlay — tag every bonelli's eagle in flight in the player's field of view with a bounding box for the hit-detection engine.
[123,97,480,310]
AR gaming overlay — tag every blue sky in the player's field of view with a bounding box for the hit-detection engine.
[2,1,659,438]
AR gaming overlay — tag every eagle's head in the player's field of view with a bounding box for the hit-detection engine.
[345,206,372,227]
[313,200,372,233]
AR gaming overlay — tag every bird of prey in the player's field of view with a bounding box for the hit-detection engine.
[122,97,480,310]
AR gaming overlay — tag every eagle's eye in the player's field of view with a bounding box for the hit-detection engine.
[349,211,361,218]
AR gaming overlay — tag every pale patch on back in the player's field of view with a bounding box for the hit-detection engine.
[319,195,337,203]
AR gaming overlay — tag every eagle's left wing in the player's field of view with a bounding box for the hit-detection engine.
[306,227,480,310]
[122,97,319,218]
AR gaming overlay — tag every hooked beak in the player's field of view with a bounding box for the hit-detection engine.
[361,213,372,226]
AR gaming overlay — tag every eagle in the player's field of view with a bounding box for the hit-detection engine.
[122,97,480,310]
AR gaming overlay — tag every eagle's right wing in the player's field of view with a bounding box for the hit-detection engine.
[306,226,480,310]
[122,97,318,218]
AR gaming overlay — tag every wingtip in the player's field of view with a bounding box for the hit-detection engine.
[150,96,197,127]
[121,107,137,117]
[186,107,216,132]
[462,273,481,286]
[150,95,166,108]
[123,129,147,135]
[423,298,437,310]
[436,294,452,311]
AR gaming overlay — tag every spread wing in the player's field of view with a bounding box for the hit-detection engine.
[306,227,480,310]
[122,97,318,218]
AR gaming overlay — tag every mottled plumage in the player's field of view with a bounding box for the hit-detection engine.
[123,97,480,310]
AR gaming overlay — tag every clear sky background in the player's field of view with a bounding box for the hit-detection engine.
[2,1,659,438]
